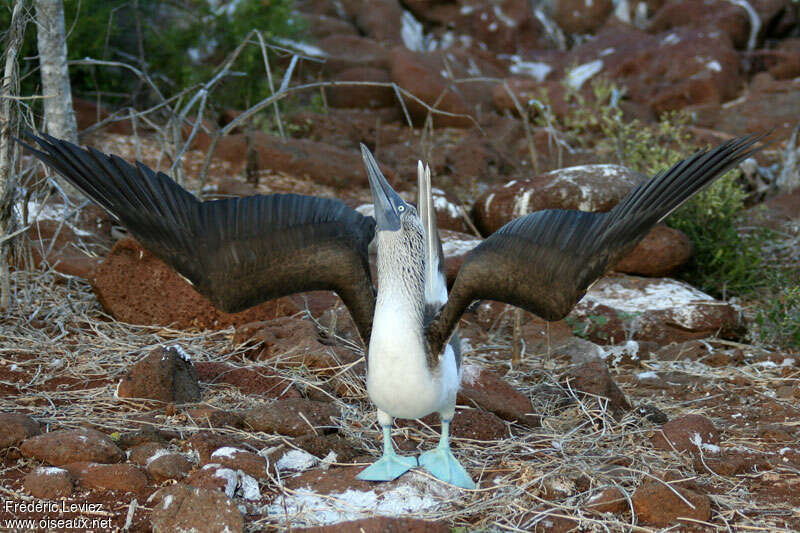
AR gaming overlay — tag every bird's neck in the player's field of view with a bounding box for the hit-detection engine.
[373,233,425,329]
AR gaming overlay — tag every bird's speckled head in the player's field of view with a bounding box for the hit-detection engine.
[360,144,425,300]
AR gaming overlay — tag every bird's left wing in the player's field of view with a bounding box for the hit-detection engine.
[18,133,376,343]
[425,135,764,357]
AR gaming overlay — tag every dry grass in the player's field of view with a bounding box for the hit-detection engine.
[2,263,797,531]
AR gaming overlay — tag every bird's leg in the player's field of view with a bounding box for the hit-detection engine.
[418,416,476,489]
[357,410,417,482]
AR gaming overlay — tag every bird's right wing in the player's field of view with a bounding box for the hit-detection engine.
[18,133,377,343]
[425,135,765,357]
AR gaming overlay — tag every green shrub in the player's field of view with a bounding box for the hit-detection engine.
[755,282,800,349]
[532,79,765,298]
[1,0,303,109]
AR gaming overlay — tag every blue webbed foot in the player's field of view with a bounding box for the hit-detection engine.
[419,446,475,489]
[419,419,476,489]
[357,423,416,482]
[357,452,417,482]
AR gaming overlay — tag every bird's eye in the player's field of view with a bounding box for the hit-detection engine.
[398,205,405,212]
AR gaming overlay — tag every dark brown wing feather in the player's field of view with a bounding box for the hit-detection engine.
[19,133,376,344]
[426,135,765,356]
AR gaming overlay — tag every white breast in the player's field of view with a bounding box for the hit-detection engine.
[366,297,458,420]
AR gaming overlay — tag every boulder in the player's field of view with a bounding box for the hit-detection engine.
[473,164,643,235]
[552,0,614,34]
[212,132,396,188]
[568,274,742,344]
[208,447,268,480]
[62,462,149,494]
[563,360,631,417]
[0,413,41,449]
[651,414,720,453]
[150,484,243,533]
[116,346,201,403]
[147,452,194,482]
[557,25,743,114]
[20,428,124,466]
[91,238,303,329]
[697,73,800,142]
[389,47,474,128]
[243,399,340,436]
[23,467,75,499]
[326,67,394,109]
[195,362,300,398]
[648,0,751,49]
[613,225,693,277]
[186,463,260,500]
[632,480,711,527]
[317,35,390,75]
[458,364,539,427]
[441,230,482,286]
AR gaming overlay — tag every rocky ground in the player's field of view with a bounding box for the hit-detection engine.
[2,0,800,531]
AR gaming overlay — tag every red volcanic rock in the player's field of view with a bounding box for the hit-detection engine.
[613,225,693,277]
[448,1,547,54]
[303,14,359,40]
[441,230,482,286]
[25,220,102,279]
[698,73,800,142]
[21,428,124,466]
[23,467,75,499]
[317,35,390,75]
[150,484,243,533]
[208,447,268,481]
[347,0,404,44]
[458,364,539,427]
[651,414,720,453]
[553,0,614,34]
[430,189,471,233]
[632,480,711,527]
[91,238,304,329]
[557,25,743,114]
[473,164,643,235]
[184,407,245,429]
[586,487,627,514]
[73,97,133,135]
[0,413,41,449]
[185,433,245,464]
[195,361,300,398]
[243,398,340,436]
[389,47,473,128]
[233,316,356,371]
[327,67,394,109]
[568,274,742,345]
[294,434,361,463]
[147,452,194,482]
[746,187,800,231]
[62,462,149,494]
[213,132,396,188]
[648,0,751,49]
[563,360,631,417]
[450,409,508,441]
[116,346,200,403]
[129,442,167,466]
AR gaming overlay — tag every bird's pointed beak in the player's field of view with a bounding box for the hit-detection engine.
[361,143,404,231]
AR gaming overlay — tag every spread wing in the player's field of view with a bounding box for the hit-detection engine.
[425,135,765,356]
[19,133,376,343]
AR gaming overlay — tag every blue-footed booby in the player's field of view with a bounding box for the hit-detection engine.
[18,133,763,489]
